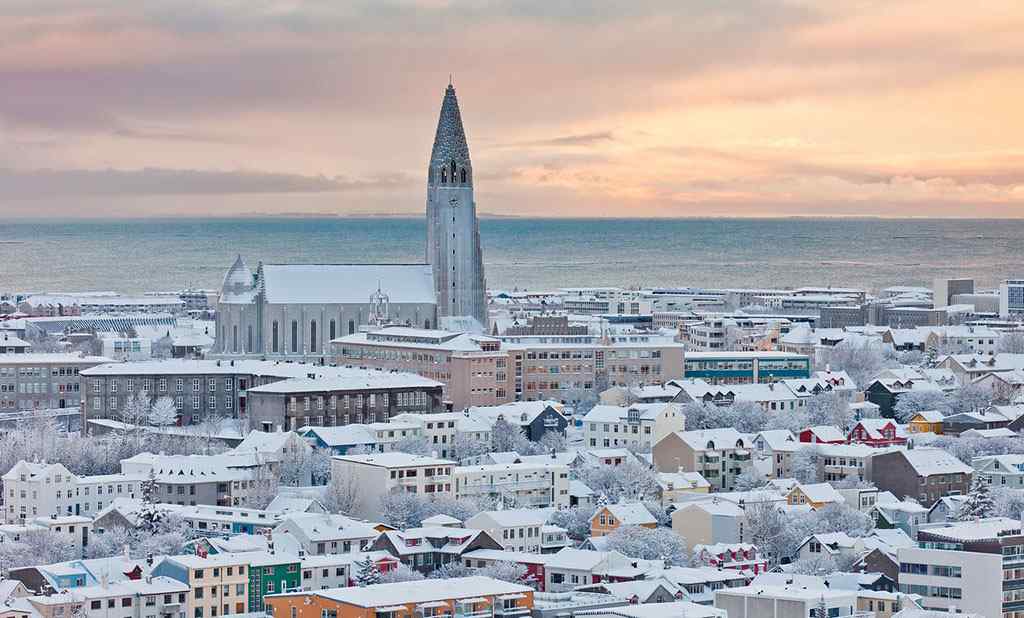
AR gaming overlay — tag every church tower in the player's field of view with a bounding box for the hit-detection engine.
[426,83,487,328]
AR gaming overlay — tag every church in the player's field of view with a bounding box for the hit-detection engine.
[212,83,488,359]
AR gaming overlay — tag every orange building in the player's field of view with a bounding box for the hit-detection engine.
[589,503,658,537]
[266,576,533,618]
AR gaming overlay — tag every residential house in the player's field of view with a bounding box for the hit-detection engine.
[848,419,905,447]
[370,526,502,574]
[581,403,685,450]
[714,584,860,618]
[245,551,301,612]
[798,426,846,444]
[465,509,551,554]
[452,462,570,509]
[589,503,656,537]
[152,553,251,618]
[868,448,972,507]
[0,516,93,553]
[786,483,845,509]
[652,428,753,492]
[389,412,492,459]
[692,543,767,574]
[272,513,378,556]
[752,430,800,479]
[670,500,746,550]
[864,373,945,417]
[942,408,1012,436]
[656,472,711,505]
[906,411,944,435]
[461,549,549,591]
[2,461,143,523]
[466,402,569,442]
[972,454,1024,489]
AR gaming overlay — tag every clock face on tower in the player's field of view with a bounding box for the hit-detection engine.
[448,196,460,207]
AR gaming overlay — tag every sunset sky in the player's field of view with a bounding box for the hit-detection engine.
[3,0,1024,218]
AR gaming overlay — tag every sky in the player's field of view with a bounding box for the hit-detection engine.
[2,0,1024,219]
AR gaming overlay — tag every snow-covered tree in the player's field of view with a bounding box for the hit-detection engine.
[148,396,178,428]
[379,563,425,583]
[896,350,927,367]
[790,447,820,484]
[391,435,436,457]
[993,487,1024,519]
[818,340,896,389]
[603,525,689,566]
[744,502,793,566]
[805,392,853,431]
[946,384,990,416]
[491,418,532,454]
[537,430,568,454]
[83,526,135,559]
[476,560,529,583]
[788,555,838,576]
[0,529,79,569]
[998,332,1024,355]
[323,473,362,515]
[576,458,661,503]
[893,390,951,422]
[548,506,594,540]
[958,475,996,520]
[354,555,382,586]
[138,469,165,533]
[448,434,492,463]
[810,503,874,537]
[732,469,764,491]
[120,392,152,450]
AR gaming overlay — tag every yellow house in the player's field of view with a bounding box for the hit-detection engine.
[908,410,944,435]
[786,483,845,510]
[589,503,658,537]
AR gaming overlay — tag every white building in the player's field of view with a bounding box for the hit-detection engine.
[464,509,551,554]
[582,403,684,450]
[0,515,93,553]
[273,513,379,556]
[1000,279,1024,318]
[453,462,569,509]
[2,461,143,523]
[329,453,455,519]
[715,584,863,618]
[390,412,492,459]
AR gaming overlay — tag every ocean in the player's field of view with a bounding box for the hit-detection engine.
[0,217,1021,295]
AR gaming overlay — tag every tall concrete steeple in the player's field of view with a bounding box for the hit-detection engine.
[426,84,487,329]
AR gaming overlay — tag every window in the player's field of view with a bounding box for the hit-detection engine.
[329,320,336,341]
[291,320,298,353]
[272,322,279,353]
[310,321,318,353]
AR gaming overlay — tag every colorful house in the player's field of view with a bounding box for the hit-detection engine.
[848,419,905,447]
[786,483,846,510]
[589,503,657,537]
[246,552,301,612]
[907,410,944,435]
[265,575,534,618]
[798,425,847,444]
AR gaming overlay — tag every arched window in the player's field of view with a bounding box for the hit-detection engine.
[441,169,446,183]
[310,320,318,353]
[272,321,279,353]
[291,320,298,353]
[348,320,355,334]
[329,319,337,341]
[247,326,253,352]
[424,319,431,330]
[460,168,466,183]
[451,160,457,179]
[232,325,238,353]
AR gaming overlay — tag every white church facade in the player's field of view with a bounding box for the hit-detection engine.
[212,83,487,360]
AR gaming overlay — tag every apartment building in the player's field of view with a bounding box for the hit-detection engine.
[681,351,810,385]
[867,447,972,507]
[453,462,570,509]
[22,577,189,618]
[0,515,93,553]
[973,454,1024,488]
[715,584,864,618]
[264,576,533,618]
[332,327,518,409]
[152,553,251,618]
[272,513,379,556]
[582,403,684,450]
[0,353,109,412]
[653,428,754,491]
[245,373,444,432]
[464,509,558,554]
[466,401,568,441]
[2,461,143,522]
[81,359,442,428]
[300,422,423,455]
[370,526,503,574]
[120,452,277,508]
[898,517,1024,617]
[0,333,30,354]
[329,453,455,520]
[390,412,492,459]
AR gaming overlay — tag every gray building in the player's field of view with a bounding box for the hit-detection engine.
[81,358,444,429]
[0,352,110,412]
[934,278,975,308]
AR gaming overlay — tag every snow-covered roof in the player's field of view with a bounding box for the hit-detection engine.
[259,263,435,305]
[657,471,711,491]
[582,404,675,424]
[791,483,845,505]
[467,401,566,426]
[601,503,656,526]
[911,410,945,423]
[0,352,111,365]
[674,499,744,517]
[896,447,973,476]
[245,371,441,394]
[273,513,379,542]
[462,549,549,564]
[467,508,551,528]
[422,514,462,526]
[545,548,616,571]
[961,427,1017,439]
[919,517,1021,542]
[302,575,532,607]
[673,428,749,451]
[753,430,798,451]
[332,452,455,468]
[802,425,846,442]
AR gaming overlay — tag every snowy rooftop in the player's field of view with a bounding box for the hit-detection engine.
[601,503,656,526]
[245,371,441,393]
[897,447,974,476]
[332,452,455,468]
[0,352,111,364]
[467,508,552,527]
[919,517,1021,542]
[259,263,435,305]
[291,575,532,607]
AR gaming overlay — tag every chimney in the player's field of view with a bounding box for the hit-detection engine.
[146,553,154,567]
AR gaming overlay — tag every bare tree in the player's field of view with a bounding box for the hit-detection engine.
[998,332,1024,355]
[323,473,362,515]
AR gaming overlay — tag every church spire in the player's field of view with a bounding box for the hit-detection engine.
[429,84,472,175]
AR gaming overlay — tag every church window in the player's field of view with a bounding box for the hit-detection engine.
[348,320,355,335]
[247,326,253,352]
[310,321,318,353]
[232,326,238,353]
[291,321,298,353]
[330,320,336,340]
[451,160,457,179]
[460,168,466,183]
[441,169,446,183]
[424,320,431,330]
[272,322,279,353]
